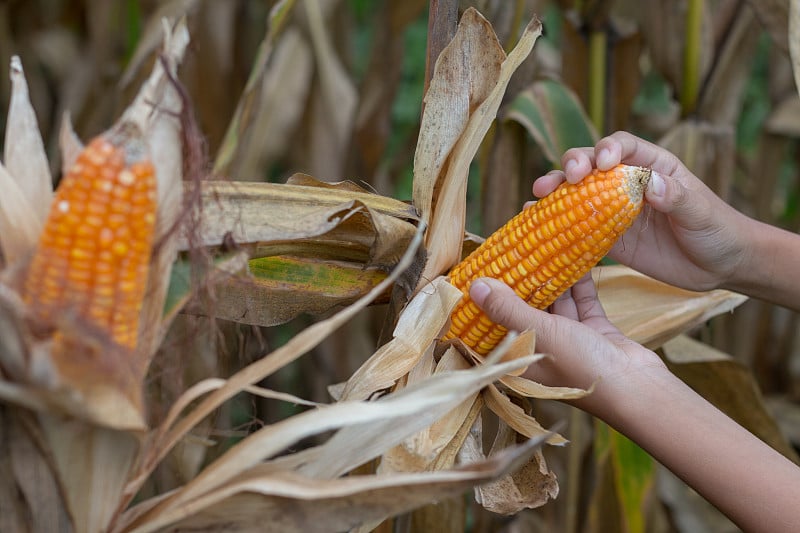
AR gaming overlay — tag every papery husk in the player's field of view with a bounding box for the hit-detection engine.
[125,18,189,365]
[413,10,542,291]
[462,411,559,515]
[58,112,84,174]
[192,177,417,251]
[117,224,426,517]
[594,265,747,349]
[334,276,462,401]
[124,433,549,533]
[1,408,73,532]
[4,56,53,225]
[38,414,140,533]
[123,344,539,530]
[378,347,480,474]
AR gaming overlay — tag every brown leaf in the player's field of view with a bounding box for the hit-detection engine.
[484,384,567,446]
[193,179,417,251]
[414,10,542,290]
[594,265,747,349]
[38,415,139,533]
[473,414,559,514]
[122,435,548,533]
[5,56,53,224]
[302,0,357,180]
[337,277,462,401]
[0,162,41,265]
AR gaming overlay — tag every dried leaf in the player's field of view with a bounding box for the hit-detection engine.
[5,56,53,224]
[38,415,139,533]
[122,226,426,506]
[500,373,591,401]
[337,277,462,401]
[58,112,84,175]
[414,11,541,290]
[119,0,201,87]
[0,161,41,265]
[231,27,314,180]
[192,179,417,250]
[4,411,72,533]
[124,435,548,533]
[594,265,747,349]
[214,0,300,176]
[205,256,390,327]
[765,94,800,136]
[474,417,558,514]
[127,352,539,529]
[379,348,478,473]
[302,0,357,180]
[483,384,567,446]
[746,0,791,52]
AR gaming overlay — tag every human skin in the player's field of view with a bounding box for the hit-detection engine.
[470,276,800,533]
[467,132,800,532]
[533,131,800,311]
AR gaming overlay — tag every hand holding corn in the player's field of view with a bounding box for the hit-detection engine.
[536,131,751,295]
[464,133,800,533]
[445,163,650,354]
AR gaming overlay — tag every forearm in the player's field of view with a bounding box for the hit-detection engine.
[728,218,800,311]
[597,365,800,533]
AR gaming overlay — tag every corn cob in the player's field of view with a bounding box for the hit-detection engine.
[24,135,157,350]
[444,164,651,355]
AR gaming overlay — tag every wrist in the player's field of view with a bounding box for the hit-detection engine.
[572,345,671,425]
[723,217,800,310]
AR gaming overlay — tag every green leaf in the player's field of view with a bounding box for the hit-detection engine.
[505,79,598,167]
[592,422,655,533]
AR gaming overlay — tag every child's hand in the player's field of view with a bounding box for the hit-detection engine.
[469,274,666,420]
[532,131,751,293]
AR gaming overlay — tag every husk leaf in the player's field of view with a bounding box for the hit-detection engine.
[413,10,542,291]
[594,265,747,349]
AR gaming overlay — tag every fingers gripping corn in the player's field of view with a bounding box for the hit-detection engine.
[445,164,651,355]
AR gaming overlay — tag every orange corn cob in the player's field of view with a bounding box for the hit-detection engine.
[24,135,157,350]
[444,164,651,355]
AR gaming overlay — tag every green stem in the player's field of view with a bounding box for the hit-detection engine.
[588,29,607,134]
[681,0,703,115]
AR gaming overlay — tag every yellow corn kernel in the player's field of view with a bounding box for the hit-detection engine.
[24,135,157,350]
[444,164,651,355]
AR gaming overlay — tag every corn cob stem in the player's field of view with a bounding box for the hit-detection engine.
[24,135,157,350]
[445,164,651,355]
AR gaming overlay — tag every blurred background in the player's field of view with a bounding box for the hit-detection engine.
[1,0,798,531]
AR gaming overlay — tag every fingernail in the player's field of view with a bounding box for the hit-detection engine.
[597,148,612,168]
[648,171,665,197]
[564,159,578,175]
[469,279,491,304]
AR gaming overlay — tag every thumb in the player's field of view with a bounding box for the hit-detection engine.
[645,170,711,230]
[469,277,542,333]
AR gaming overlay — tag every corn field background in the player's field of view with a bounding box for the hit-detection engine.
[1,0,799,532]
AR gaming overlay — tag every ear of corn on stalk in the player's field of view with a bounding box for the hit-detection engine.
[445,164,651,355]
[23,134,157,350]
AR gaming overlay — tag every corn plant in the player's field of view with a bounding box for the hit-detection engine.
[0,1,796,532]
